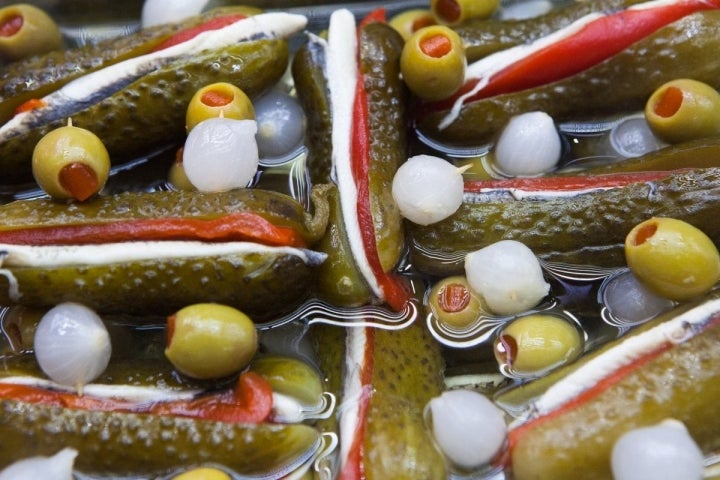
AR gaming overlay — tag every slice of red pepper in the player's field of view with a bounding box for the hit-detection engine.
[432,0,720,110]
[0,211,306,248]
[349,9,412,312]
[463,170,676,194]
[506,311,720,463]
[0,371,273,424]
[151,14,248,52]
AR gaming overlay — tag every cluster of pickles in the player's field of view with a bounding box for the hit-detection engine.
[1,0,720,479]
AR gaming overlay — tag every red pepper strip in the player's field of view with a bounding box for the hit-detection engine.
[436,0,720,109]
[506,312,720,463]
[463,170,676,194]
[13,98,47,116]
[151,14,247,52]
[338,327,376,480]
[350,55,412,312]
[0,211,306,248]
[0,371,273,424]
[358,8,386,28]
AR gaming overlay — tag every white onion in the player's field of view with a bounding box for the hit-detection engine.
[428,389,507,471]
[254,89,306,162]
[391,155,465,225]
[493,111,561,177]
[465,240,550,316]
[34,302,111,389]
[0,448,77,480]
[141,0,209,28]
[611,419,704,480]
[183,118,259,192]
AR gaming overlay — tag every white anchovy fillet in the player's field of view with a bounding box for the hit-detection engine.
[337,327,371,473]
[0,376,202,402]
[0,241,326,268]
[520,297,720,422]
[325,9,383,300]
[438,0,686,129]
[0,12,308,143]
[463,185,620,203]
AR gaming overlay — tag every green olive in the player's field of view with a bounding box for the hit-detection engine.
[172,467,231,480]
[645,78,720,144]
[167,147,195,191]
[493,313,583,377]
[32,120,111,202]
[165,303,258,380]
[185,82,255,133]
[431,0,499,26]
[250,355,324,407]
[625,217,720,301]
[401,25,466,101]
[389,9,436,42]
[427,275,488,329]
[0,4,62,62]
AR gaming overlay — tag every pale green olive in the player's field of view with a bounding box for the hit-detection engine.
[32,121,110,202]
[645,78,720,144]
[625,217,720,301]
[167,148,195,191]
[250,355,324,407]
[185,82,255,133]
[172,467,231,480]
[494,314,583,376]
[401,25,466,101]
[389,9,436,42]
[165,303,258,380]
[431,0,499,26]
[427,275,488,329]
[0,4,62,62]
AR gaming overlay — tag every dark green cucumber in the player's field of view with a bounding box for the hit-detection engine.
[362,320,448,479]
[292,34,333,185]
[314,185,372,306]
[0,7,260,125]
[1,38,288,184]
[0,398,320,477]
[0,247,321,319]
[455,0,641,61]
[419,11,720,146]
[408,168,720,276]
[359,21,408,273]
[509,295,720,480]
[0,187,329,245]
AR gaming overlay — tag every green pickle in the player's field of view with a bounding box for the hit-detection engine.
[507,295,720,480]
[0,7,261,125]
[1,38,289,183]
[420,11,720,146]
[409,168,720,276]
[0,399,320,477]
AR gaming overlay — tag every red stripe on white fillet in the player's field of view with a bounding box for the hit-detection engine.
[338,327,375,480]
[435,0,720,128]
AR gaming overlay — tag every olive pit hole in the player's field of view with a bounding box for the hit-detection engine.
[0,14,23,38]
[633,222,658,246]
[654,86,683,118]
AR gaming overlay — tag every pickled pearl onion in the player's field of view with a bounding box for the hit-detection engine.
[429,389,507,470]
[392,154,465,226]
[183,118,259,192]
[33,303,111,390]
[141,0,209,28]
[611,419,704,480]
[493,111,561,177]
[0,448,77,480]
[465,240,550,316]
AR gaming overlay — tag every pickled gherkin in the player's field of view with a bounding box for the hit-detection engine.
[508,295,720,480]
[0,39,289,183]
[419,11,720,146]
[408,168,720,275]
[0,398,321,477]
